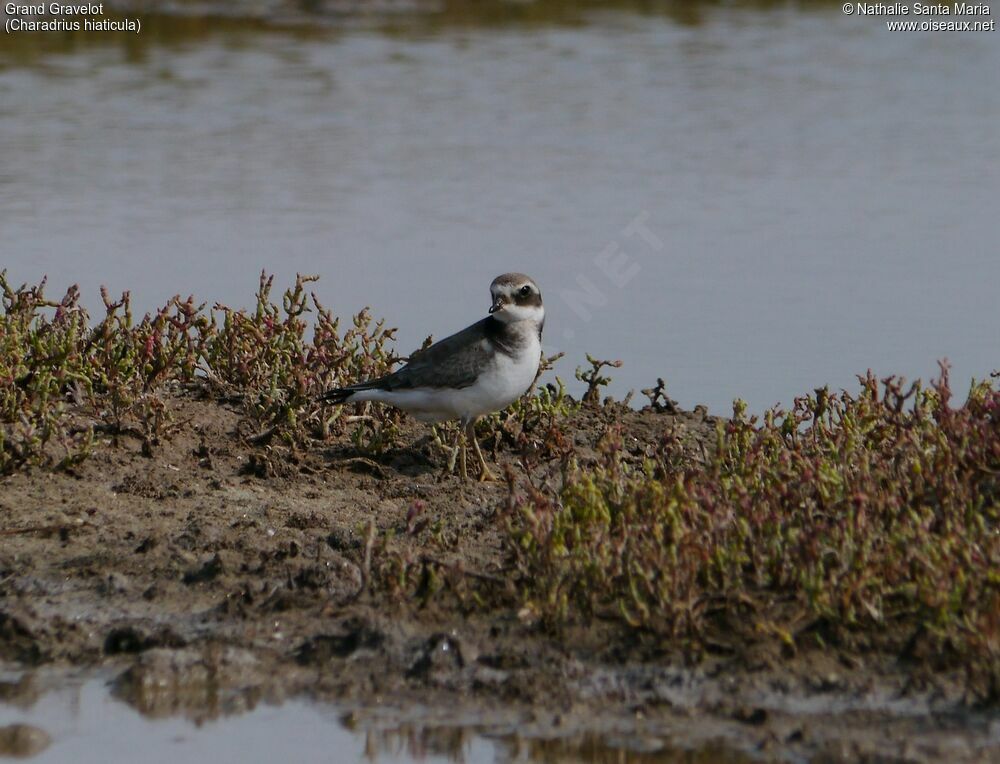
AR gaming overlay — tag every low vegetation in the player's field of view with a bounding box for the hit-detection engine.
[507,369,1000,699]
[0,271,399,472]
[2,274,998,699]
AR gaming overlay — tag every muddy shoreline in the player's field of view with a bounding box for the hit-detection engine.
[1,393,997,761]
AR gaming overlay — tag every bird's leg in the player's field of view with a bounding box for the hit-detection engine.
[443,424,462,478]
[455,419,469,483]
[467,417,496,482]
[458,424,468,481]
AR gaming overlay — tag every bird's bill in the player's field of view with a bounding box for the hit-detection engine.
[489,297,506,314]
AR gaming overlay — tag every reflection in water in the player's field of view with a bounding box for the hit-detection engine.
[0,674,41,711]
[0,674,751,764]
[1,1,997,415]
[0,722,51,758]
[356,724,754,763]
[518,734,753,763]
[0,0,840,50]
[356,722,481,762]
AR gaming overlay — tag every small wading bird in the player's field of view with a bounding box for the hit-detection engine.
[322,273,544,481]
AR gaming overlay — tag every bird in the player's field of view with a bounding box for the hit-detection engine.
[322,273,544,481]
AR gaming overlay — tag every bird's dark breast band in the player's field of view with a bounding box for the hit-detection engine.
[483,316,526,358]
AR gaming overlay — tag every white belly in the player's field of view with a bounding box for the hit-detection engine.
[350,335,541,423]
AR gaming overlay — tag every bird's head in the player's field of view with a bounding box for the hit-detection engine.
[488,273,544,326]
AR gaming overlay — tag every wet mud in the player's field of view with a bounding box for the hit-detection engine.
[0,396,997,762]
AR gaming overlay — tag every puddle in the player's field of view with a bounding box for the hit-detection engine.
[0,672,751,763]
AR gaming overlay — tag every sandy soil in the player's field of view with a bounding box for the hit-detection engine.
[1,394,998,762]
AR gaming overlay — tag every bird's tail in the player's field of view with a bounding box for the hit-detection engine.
[320,387,355,405]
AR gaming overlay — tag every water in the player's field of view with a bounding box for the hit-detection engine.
[1,2,997,414]
[0,676,490,763]
[0,674,749,763]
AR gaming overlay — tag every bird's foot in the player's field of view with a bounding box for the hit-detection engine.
[469,428,496,482]
[443,443,460,478]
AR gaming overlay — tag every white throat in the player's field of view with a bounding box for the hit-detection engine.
[492,303,545,326]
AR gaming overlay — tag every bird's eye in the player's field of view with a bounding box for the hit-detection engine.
[519,285,532,296]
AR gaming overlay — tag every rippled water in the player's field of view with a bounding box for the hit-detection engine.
[1,2,997,412]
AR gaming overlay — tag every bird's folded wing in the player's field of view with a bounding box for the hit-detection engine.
[349,318,493,392]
